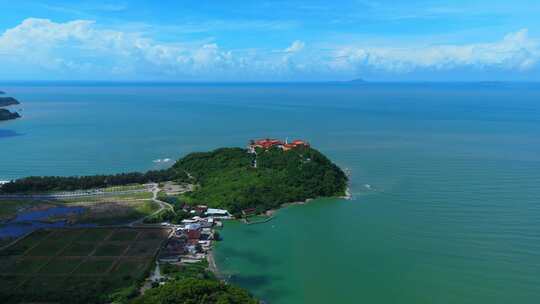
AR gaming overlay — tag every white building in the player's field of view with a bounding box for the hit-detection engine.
[205,208,230,216]
[184,223,201,230]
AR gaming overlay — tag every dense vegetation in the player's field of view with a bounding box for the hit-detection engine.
[132,278,258,304]
[0,276,144,304]
[0,169,187,193]
[129,262,257,304]
[160,261,216,281]
[1,146,348,215]
[174,146,348,214]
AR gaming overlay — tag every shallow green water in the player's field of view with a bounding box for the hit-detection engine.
[1,82,539,303]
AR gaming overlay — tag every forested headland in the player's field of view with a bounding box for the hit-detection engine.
[1,146,348,214]
[174,146,348,214]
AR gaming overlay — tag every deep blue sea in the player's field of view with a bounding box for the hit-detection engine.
[1,82,539,303]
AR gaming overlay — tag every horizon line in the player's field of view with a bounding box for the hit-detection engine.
[1,80,539,84]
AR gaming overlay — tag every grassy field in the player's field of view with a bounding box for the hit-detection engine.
[62,191,154,202]
[64,200,160,225]
[0,227,170,304]
[102,184,147,193]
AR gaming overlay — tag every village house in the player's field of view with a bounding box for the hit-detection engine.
[184,223,201,230]
[186,229,201,240]
[242,208,257,217]
[205,208,231,218]
[195,205,208,214]
[158,236,187,263]
[158,207,229,264]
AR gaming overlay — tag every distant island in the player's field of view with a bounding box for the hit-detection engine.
[0,97,20,107]
[1,139,349,216]
[0,109,21,121]
[0,94,22,121]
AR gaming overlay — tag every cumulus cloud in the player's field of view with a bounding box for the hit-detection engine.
[285,40,305,53]
[280,40,307,72]
[332,29,540,73]
[0,18,237,78]
[0,18,538,80]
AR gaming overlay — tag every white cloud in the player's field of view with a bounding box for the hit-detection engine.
[279,40,308,73]
[332,29,540,73]
[0,18,538,80]
[0,18,241,78]
[285,40,305,53]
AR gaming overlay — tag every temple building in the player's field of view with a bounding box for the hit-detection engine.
[248,138,310,152]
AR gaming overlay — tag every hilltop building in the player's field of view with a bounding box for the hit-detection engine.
[248,138,310,153]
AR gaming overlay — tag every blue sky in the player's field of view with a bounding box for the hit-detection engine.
[0,0,539,81]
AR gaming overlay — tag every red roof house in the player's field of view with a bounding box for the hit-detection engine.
[291,140,308,146]
[252,138,283,149]
[249,138,309,152]
[186,229,201,240]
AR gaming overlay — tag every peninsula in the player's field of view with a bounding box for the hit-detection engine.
[0,138,347,304]
[1,139,348,216]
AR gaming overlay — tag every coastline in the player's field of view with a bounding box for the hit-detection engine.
[1,143,350,302]
[208,198,321,281]
[207,187,352,303]
[264,186,352,217]
[207,249,224,280]
[342,186,352,200]
[264,199,311,217]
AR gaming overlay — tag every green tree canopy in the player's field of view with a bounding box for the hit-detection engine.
[131,278,258,304]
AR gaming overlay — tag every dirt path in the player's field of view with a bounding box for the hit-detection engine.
[128,183,174,227]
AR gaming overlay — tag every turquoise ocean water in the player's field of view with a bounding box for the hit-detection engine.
[1,82,539,303]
